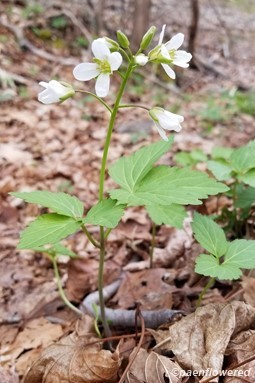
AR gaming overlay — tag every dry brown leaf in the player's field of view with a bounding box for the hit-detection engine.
[151,302,255,382]
[242,276,255,307]
[126,348,183,383]
[23,317,121,383]
[8,317,63,360]
[113,269,173,310]
[0,366,19,383]
[225,330,255,383]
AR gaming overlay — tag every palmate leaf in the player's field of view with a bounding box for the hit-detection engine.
[146,203,186,228]
[192,212,228,258]
[11,191,84,219]
[110,166,228,206]
[18,214,82,249]
[109,139,173,191]
[83,199,125,228]
[195,254,242,280]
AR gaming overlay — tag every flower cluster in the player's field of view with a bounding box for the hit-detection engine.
[38,25,192,141]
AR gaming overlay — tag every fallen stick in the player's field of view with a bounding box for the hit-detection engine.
[81,278,184,329]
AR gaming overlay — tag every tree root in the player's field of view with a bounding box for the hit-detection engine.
[81,278,184,329]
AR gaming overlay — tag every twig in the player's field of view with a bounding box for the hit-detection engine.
[81,279,184,329]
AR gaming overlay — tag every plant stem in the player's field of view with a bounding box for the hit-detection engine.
[97,62,134,336]
[118,103,150,111]
[75,90,113,114]
[81,224,100,248]
[99,62,134,200]
[149,221,156,268]
[196,277,215,307]
[52,257,83,317]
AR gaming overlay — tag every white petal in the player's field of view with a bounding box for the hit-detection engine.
[165,33,184,50]
[155,123,169,141]
[161,44,170,59]
[108,52,122,71]
[95,73,110,97]
[92,40,110,59]
[73,63,100,81]
[38,89,58,104]
[164,110,184,123]
[161,64,176,79]
[39,81,49,88]
[173,51,192,67]
[48,80,67,96]
[158,24,166,45]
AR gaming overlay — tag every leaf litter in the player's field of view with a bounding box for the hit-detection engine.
[1,0,255,381]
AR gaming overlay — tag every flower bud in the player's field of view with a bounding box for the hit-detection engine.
[96,37,119,50]
[116,30,130,49]
[140,26,156,51]
[134,53,148,66]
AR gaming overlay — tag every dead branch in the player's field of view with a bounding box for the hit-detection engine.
[81,279,184,329]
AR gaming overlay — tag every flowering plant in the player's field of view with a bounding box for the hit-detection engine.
[12,25,228,336]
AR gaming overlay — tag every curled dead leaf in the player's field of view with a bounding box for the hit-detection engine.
[126,348,183,383]
[24,317,121,383]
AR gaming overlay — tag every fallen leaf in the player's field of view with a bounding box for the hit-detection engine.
[23,317,121,383]
[126,348,183,383]
[242,276,255,307]
[225,330,255,382]
[113,269,173,310]
[151,302,255,380]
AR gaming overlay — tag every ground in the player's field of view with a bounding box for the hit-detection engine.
[0,0,255,382]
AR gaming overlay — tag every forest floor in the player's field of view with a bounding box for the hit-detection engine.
[1,0,255,382]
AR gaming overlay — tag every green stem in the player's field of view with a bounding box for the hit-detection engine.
[119,47,131,62]
[104,227,112,240]
[118,103,150,111]
[75,90,113,114]
[97,62,134,336]
[52,257,83,317]
[81,224,100,248]
[196,277,215,308]
[149,222,156,268]
[99,63,134,201]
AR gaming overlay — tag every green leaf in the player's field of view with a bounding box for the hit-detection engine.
[18,214,82,249]
[110,166,228,206]
[230,141,255,174]
[83,199,125,228]
[211,147,234,160]
[192,212,228,258]
[235,186,255,208]
[174,152,193,167]
[190,149,208,162]
[207,160,232,181]
[224,239,255,268]
[195,254,241,280]
[109,139,173,192]
[11,191,84,219]
[146,204,186,228]
[237,169,255,187]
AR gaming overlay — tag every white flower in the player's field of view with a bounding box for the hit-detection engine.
[149,107,184,141]
[38,80,75,104]
[134,53,149,66]
[150,25,192,79]
[73,40,122,97]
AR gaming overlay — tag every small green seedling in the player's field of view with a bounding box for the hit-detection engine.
[192,212,255,281]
